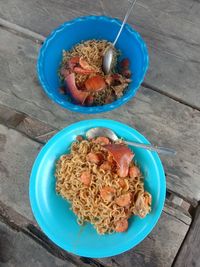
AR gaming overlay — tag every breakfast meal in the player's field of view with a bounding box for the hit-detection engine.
[59,40,132,106]
[55,135,151,234]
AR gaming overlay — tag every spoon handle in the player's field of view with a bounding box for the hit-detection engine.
[124,141,176,155]
[113,0,137,46]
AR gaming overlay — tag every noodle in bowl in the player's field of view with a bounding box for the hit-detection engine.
[59,40,131,106]
[37,16,149,113]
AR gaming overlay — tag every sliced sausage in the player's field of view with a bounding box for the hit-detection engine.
[100,186,116,202]
[115,193,131,207]
[115,219,128,232]
[80,171,91,186]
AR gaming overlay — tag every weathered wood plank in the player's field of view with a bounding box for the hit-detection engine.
[138,0,200,25]
[164,199,191,226]
[174,205,200,267]
[0,202,104,267]
[0,105,57,143]
[0,127,104,267]
[101,0,200,109]
[1,28,200,202]
[0,0,200,108]
[0,125,41,220]
[0,221,77,267]
[0,0,102,35]
[168,195,191,213]
[0,17,45,43]
[0,123,191,267]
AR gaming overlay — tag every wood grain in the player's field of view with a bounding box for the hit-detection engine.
[102,0,200,108]
[1,1,199,265]
[0,105,57,143]
[0,203,104,267]
[0,28,200,203]
[0,124,41,220]
[0,221,78,267]
[173,205,200,267]
[0,0,200,108]
[0,124,191,267]
[139,0,200,24]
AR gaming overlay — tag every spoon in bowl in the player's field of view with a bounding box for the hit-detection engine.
[103,0,137,74]
[86,127,176,156]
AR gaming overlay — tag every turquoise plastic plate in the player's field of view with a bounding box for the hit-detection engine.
[29,119,166,258]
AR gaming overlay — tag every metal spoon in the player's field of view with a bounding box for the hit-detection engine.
[86,127,176,156]
[103,0,137,74]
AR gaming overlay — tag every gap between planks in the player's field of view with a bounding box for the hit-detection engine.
[142,82,200,112]
[172,203,200,267]
[0,17,44,43]
[0,17,200,112]
[0,104,193,266]
[0,103,193,212]
[0,197,191,267]
[0,200,106,267]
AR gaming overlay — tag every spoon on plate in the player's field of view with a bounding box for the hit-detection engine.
[86,127,176,156]
[103,0,137,74]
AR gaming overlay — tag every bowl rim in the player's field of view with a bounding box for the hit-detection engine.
[37,15,149,114]
[29,119,166,258]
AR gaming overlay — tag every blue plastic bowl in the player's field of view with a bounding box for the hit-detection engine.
[37,16,149,114]
[29,119,166,258]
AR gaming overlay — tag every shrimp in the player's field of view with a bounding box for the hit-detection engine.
[100,186,116,202]
[79,57,96,71]
[129,166,141,178]
[80,171,91,186]
[67,56,96,74]
[94,136,110,145]
[115,193,131,207]
[115,219,128,232]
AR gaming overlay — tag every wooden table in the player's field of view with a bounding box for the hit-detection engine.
[0,1,200,266]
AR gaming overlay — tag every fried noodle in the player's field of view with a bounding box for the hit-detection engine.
[60,40,130,105]
[55,139,151,234]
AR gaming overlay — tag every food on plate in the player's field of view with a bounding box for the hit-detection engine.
[55,135,151,234]
[59,40,132,106]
